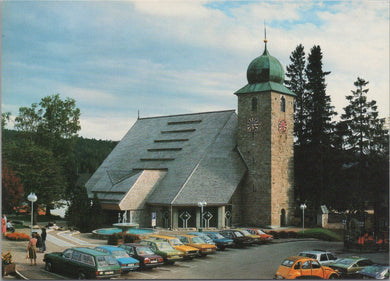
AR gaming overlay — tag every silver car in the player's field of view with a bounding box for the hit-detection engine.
[298,250,338,266]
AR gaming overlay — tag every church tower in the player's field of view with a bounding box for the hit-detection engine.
[234,37,295,227]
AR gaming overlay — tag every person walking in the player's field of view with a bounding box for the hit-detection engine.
[41,228,47,252]
[1,215,6,235]
[27,233,38,265]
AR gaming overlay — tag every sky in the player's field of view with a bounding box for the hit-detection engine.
[2,0,389,141]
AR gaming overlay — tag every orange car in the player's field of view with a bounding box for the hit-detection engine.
[176,234,217,256]
[275,256,340,279]
[147,234,199,259]
[247,228,273,242]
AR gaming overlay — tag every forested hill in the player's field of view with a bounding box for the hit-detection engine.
[2,129,118,175]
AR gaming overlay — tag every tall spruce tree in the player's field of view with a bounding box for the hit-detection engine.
[304,45,337,211]
[340,77,389,218]
[285,44,308,146]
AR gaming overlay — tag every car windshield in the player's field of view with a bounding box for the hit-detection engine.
[258,229,266,235]
[170,238,183,246]
[213,233,225,239]
[112,250,129,258]
[234,231,244,237]
[336,259,355,265]
[157,242,175,251]
[299,253,316,259]
[97,255,118,266]
[192,237,205,244]
[240,230,251,236]
[136,247,155,255]
[281,259,295,268]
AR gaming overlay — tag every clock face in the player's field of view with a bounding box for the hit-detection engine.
[278,119,287,134]
[247,117,259,132]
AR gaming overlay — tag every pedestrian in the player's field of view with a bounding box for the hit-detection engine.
[1,214,6,235]
[27,233,38,265]
[35,232,43,252]
[6,221,15,233]
[41,228,47,252]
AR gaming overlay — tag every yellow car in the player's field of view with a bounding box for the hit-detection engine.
[176,234,217,256]
[147,234,199,259]
[275,256,340,279]
[237,228,262,244]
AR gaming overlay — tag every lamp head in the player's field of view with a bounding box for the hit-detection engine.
[28,192,37,202]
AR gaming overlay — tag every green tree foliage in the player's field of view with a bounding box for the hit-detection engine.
[2,112,11,128]
[285,44,308,146]
[2,164,24,214]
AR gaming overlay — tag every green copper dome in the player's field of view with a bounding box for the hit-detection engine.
[247,43,285,84]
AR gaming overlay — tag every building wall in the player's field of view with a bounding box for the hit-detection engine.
[236,91,294,227]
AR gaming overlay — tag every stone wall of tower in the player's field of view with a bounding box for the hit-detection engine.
[270,92,294,227]
[236,91,294,227]
[236,92,272,226]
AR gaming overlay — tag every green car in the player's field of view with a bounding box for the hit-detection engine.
[140,239,184,264]
[329,256,373,277]
[43,247,121,279]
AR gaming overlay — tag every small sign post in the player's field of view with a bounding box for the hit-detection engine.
[151,212,156,228]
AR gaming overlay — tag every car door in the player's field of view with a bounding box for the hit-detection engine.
[319,253,329,265]
[326,253,337,264]
[300,260,312,278]
[310,260,324,278]
[58,249,73,275]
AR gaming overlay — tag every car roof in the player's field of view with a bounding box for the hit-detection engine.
[299,250,333,255]
[96,245,125,251]
[285,256,317,262]
[71,247,111,256]
[148,234,177,239]
[122,243,144,247]
[177,234,197,238]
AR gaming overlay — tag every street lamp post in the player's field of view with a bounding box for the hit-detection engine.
[197,201,207,232]
[27,192,38,236]
[300,203,307,233]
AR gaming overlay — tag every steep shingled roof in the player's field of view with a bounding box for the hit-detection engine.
[85,109,247,208]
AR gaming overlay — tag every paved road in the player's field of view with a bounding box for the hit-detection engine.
[37,240,389,279]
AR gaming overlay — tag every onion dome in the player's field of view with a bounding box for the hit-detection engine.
[246,39,285,84]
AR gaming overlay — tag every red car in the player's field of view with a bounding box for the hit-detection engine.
[246,228,273,242]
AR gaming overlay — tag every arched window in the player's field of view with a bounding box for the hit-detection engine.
[251,97,257,112]
[280,96,286,112]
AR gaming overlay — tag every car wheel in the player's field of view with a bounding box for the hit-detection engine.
[78,271,86,279]
[44,261,52,272]
[329,274,339,279]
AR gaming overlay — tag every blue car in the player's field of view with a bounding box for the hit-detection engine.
[187,232,216,245]
[94,246,140,273]
[203,231,234,250]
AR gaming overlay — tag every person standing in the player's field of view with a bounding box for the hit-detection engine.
[41,228,47,252]
[27,233,38,265]
[1,215,6,235]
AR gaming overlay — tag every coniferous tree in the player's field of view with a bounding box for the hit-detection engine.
[304,45,337,211]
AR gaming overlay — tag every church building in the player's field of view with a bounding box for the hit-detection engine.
[85,38,295,229]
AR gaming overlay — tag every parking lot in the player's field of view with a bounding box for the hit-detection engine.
[12,238,388,280]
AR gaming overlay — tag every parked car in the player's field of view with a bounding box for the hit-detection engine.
[219,229,253,247]
[203,231,234,250]
[274,256,340,279]
[43,247,121,279]
[297,250,338,266]
[176,234,217,256]
[139,239,184,265]
[187,232,216,245]
[329,256,374,277]
[147,234,199,259]
[94,245,140,273]
[356,264,389,279]
[119,243,164,269]
[237,228,262,244]
[246,228,274,242]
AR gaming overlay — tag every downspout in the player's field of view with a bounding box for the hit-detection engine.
[170,205,173,230]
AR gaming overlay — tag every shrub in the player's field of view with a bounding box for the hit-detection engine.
[124,233,140,243]
[107,232,121,245]
[268,231,279,239]
[288,231,298,238]
[5,232,30,241]
[2,251,13,265]
[279,231,288,238]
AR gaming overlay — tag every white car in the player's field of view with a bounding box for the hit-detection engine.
[298,250,338,266]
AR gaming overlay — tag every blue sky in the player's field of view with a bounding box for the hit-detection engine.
[2,0,389,141]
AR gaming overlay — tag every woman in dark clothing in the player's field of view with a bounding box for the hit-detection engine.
[41,228,47,252]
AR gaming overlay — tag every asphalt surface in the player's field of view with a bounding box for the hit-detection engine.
[2,225,389,280]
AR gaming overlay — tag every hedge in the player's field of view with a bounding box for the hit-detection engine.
[297,228,342,242]
[5,232,30,241]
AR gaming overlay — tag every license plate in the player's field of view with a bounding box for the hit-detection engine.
[150,260,157,263]
[105,271,114,275]
[206,249,212,251]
